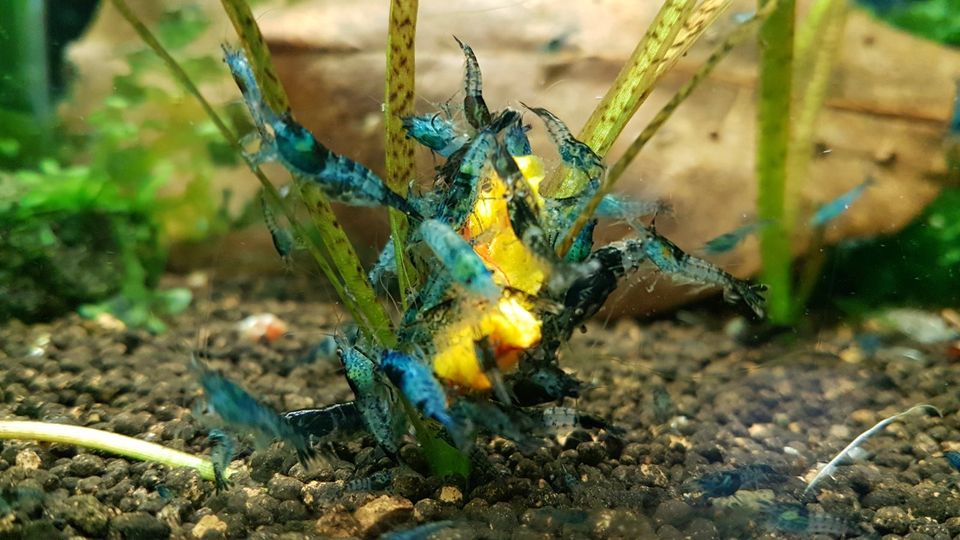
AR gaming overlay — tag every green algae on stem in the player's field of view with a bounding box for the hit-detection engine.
[756,0,796,325]
[542,0,695,199]
[384,0,421,311]
[0,421,235,482]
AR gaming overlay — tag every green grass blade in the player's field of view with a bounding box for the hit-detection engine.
[555,0,734,257]
[384,0,420,311]
[218,0,395,345]
[757,0,796,325]
[542,0,695,199]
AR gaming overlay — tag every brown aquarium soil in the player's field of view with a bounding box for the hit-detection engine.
[1,276,959,539]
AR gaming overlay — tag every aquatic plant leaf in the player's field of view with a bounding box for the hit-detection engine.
[156,5,210,50]
[383,0,420,307]
[544,0,694,198]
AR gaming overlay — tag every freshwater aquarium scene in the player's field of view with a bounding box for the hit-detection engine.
[3,0,960,538]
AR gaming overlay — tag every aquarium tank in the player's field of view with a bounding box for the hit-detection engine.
[0,1,958,539]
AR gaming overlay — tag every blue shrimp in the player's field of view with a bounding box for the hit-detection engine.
[282,402,367,446]
[701,219,773,255]
[207,428,235,491]
[223,46,419,217]
[379,350,463,447]
[418,219,500,301]
[195,360,314,466]
[402,113,467,158]
[946,450,960,471]
[337,342,408,456]
[619,226,767,318]
[809,177,875,228]
[453,36,492,129]
[505,116,533,156]
[521,102,604,181]
[689,464,785,499]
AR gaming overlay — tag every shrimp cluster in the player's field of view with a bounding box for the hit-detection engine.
[214,39,767,471]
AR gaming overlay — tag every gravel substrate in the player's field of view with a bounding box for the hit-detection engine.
[1,277,959,539]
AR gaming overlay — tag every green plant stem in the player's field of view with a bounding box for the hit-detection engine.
[556,3,772,258]
[384,0,420,311]
[542,0,695,199]
[217,0,395,346]
[0,421,234,481]
[788,0,848,228]
[757,0,796,325]
[111,0,394,345]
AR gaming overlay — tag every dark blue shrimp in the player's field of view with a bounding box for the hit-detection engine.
[379,350,463,447]
[594,194,668,223]
[521,102,604,180]
[282,402,367,445]
[809,177,874,228]
[509,363,584,406]
[418,219,500,301]
[474,337,512,405]
[689,464,785,499]
[224,47,419,217]
[505,116,533,156]
[269,115,420,216]
[453,36,492,129]
[196,361,314,466]
[945,451,960,471]
[337,343,408,456]
[343,469,393,493]
[207,428,235,491]
[402,113,467,158]
[260,194,297,262]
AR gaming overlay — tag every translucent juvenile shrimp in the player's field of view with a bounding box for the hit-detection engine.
[809,176,875,228]
[701,219,772,255]
[606,227,767,318]
[504,115,533,157]
[453,36,492,129]
[260,194,296,263]
[418,219,500,301]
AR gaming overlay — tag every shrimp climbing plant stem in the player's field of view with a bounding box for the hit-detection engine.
[756,0,796,325]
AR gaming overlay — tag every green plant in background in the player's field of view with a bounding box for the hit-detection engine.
[0,3,236,331]
[804,0,960,313]
[857,0,960,46]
